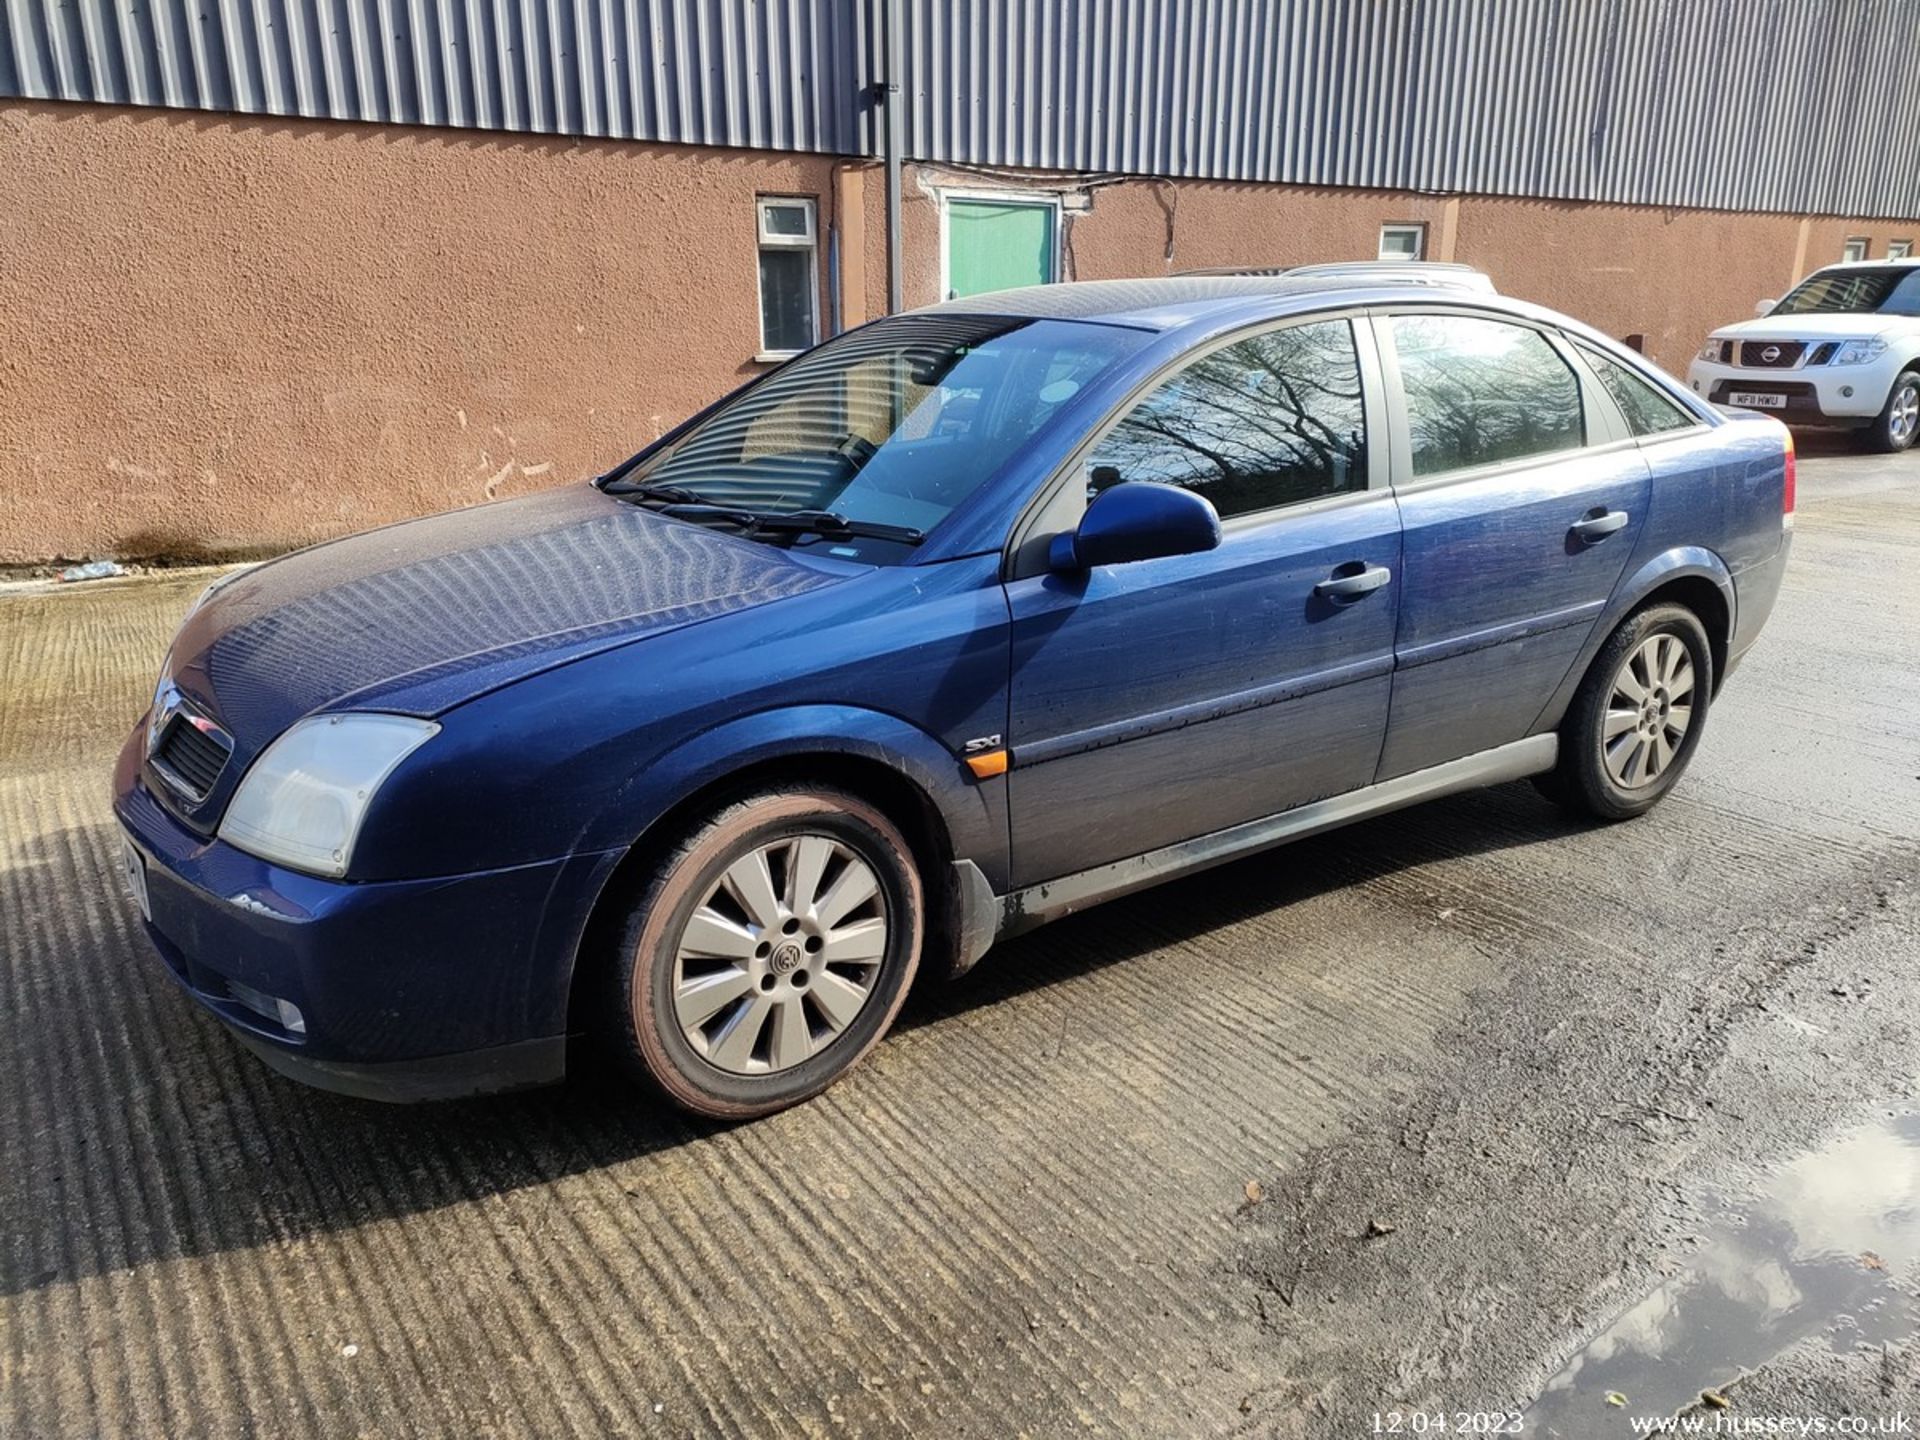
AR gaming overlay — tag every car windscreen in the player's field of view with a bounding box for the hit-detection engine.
[1773,267,1920,317]
[607,314,1150,563]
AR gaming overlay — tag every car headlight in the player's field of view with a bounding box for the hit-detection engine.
[1831,339,1887,366]
[1697,339,1724,361]
[219,714,439,877]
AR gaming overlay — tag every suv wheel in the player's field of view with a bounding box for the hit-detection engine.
[603,785,923,1119]
[1866,370,1920,453]
[1535,603,1713,822]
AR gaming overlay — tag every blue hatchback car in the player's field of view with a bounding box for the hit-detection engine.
[114,275,1793,1116]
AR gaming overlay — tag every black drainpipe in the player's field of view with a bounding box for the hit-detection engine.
[882,0,906,314]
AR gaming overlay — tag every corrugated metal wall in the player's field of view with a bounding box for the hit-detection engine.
[0,0,869,152]
[894,0,1920,219]
[5,0,1919,218]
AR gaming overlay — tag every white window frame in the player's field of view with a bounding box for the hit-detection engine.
[755,196,820,362]
[1842,236,1870,263]
[1378,223,1428,262]
[1889,239,1914,260]
[937,188,1063,303]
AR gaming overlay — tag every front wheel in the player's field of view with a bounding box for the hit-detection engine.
[1864,370,1920,454]
[1536,603,1713,822]
[602,785,924,1119]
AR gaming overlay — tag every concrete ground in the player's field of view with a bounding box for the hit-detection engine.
[2,445,1915,1439]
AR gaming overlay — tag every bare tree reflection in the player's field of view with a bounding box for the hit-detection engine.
[1391,315,1583,475]
[1088,321,1368,517]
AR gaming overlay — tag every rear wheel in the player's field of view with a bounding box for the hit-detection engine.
[602,786,923,1119]
[1864,369,1920,453]
[1536,603,1712,821]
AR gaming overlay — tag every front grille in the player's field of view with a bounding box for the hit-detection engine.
[1740,340,1805,368]
[1809,342,1838,365]
[152,714,232,799]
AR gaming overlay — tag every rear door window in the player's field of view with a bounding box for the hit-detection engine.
[1390,314,1584,477]
[1084,319,1370,520]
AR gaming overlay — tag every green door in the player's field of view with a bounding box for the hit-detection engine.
[946,199,1056,299]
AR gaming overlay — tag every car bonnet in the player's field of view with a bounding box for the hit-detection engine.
[164,485,851,746]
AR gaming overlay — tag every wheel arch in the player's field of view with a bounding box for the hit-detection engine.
[1636,573,1730,694]
[1532,547,1735,734]
[561,707,1003,1032]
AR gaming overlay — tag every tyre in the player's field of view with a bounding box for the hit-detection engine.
[1540,602,1713,822]
[1864,369,1920,454]
[603,785,923,1119]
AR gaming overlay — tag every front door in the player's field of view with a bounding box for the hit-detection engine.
[1372,310,1652,779]
[945,197,1057,300]
[1004,316,1401,889]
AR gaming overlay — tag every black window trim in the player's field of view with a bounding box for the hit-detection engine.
[1370,305,1621,494]
[1003,306,1392,579]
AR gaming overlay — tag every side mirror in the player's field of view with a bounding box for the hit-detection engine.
[1048,481,1223,573]
[1754,298,1777,317]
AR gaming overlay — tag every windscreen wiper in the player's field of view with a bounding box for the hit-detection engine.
[605,484,922,546]
[602,480,762,528]
[599,479,700,502]
[748,510,926,546]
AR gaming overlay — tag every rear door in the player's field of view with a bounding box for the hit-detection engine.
[1002,315,1401,889]
[1372,309,1652,779]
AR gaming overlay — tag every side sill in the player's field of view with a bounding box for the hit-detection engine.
[993,733,1558,938]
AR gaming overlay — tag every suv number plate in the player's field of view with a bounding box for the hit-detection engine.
[1728,391,1788,409]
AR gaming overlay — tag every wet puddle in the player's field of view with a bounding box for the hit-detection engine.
[1527,1111,1920,1434]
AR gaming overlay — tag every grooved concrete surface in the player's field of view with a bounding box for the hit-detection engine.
[3,450,1916,1438]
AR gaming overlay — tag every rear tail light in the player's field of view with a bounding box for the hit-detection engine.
[1782,429,1796,523]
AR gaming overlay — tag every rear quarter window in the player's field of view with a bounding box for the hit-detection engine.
[1576,343,1697,438]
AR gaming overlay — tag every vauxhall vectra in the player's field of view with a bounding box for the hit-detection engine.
[114,274,1793,1117]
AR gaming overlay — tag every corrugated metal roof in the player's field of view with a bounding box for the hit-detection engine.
[5,0,1919,218]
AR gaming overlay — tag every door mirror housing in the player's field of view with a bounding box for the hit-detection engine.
[1754,298,1777,317]
[1048,481,1223,573]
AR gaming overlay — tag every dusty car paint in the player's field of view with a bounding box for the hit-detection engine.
[112,276,1792,1100]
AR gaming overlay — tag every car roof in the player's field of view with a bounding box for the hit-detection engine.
[1809,258,1920,272]
[1177,260,1495,290]
[915,274,1531,334]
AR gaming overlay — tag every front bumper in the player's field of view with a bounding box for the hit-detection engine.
[1685,355,1899,425]
[113,722,612,1101]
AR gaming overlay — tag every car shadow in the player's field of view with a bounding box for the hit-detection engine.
[1789,430,1865,458]
[0,780,1583,1299]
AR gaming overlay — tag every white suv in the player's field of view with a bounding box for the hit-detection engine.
[1686,260,1920,452]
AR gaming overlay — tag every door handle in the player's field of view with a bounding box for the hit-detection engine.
[1314,562,1392,602]
[1570,508,1630,544]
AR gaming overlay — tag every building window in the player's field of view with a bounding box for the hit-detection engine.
[1843,237,1870,263]
[1890,240,1914,260]
[1379,224,1427,261]
[757,197,819,359]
